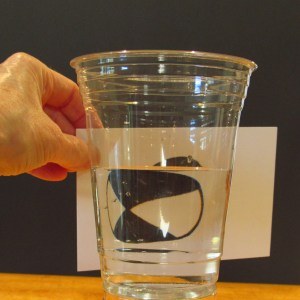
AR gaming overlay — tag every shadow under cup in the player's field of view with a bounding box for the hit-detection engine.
[71,50,257,299]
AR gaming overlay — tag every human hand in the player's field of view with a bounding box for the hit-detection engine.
[0,53,90,181]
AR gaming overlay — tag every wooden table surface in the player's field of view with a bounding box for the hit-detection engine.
[0,273,299,300]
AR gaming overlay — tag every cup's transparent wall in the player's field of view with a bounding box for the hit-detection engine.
[71,51,256,300]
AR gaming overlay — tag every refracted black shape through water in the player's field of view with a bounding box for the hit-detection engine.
[107,156,204,243]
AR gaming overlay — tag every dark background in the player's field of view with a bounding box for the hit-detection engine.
[0,0,299,284]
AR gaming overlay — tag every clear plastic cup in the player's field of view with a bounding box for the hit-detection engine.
[71,50,257,299]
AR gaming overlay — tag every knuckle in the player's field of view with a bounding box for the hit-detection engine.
[9,52,33,63]
[5,52,41,75]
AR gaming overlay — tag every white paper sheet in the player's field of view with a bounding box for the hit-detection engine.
[76,127,277,271]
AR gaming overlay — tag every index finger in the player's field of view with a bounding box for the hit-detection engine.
[41,67,86,128]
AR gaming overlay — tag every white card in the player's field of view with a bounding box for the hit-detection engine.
[76,127,277,271]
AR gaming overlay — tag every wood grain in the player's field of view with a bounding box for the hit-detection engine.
[0,273,299,299]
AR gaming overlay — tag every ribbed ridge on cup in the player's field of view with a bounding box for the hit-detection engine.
[71,50,256,104]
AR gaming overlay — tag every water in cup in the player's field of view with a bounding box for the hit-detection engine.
[89,126,231,299]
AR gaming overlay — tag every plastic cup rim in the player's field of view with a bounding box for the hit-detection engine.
[70,49,257,72]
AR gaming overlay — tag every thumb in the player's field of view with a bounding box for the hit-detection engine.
[54,134,90,172]
[28,135,90,181]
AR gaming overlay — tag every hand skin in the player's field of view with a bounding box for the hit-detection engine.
[0,53,90,181]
